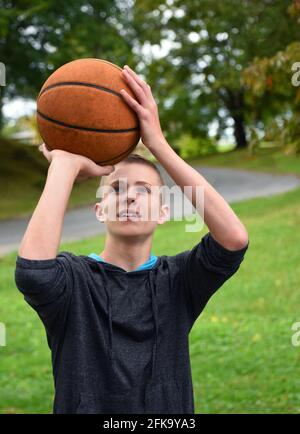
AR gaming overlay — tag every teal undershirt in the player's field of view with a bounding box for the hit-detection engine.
[88,252,158,271]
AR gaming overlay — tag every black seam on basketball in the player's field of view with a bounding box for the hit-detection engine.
[38,81,124,99]
[37,110,139,133]
[94,142,137,164]
[43,140,137,164]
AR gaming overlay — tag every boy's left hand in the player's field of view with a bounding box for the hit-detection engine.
[120,65,166,150]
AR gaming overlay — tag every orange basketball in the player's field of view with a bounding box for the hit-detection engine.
[36,58,140,164]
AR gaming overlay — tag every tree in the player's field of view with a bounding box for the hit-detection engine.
[131,0,299,148]
[0,0,135,131]
[242,0,300,154]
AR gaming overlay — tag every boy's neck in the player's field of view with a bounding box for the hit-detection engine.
[99,234,153,272]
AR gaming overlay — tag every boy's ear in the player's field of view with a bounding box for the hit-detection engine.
[157,204,170,225]
[94,202,105,222]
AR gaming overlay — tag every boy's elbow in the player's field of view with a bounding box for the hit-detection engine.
[232,230,249,250]
[223,229,249,251]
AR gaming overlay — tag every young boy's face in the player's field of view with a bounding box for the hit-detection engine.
[95,162,169,238]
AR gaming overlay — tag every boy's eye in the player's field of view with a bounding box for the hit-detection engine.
[112,185,125,193]
[136,186,151,194]
[112,185,151,194]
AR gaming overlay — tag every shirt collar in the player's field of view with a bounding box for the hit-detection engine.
[88,252,158,271]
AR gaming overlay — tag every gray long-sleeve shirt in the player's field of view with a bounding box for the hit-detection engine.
[14,231,249,414]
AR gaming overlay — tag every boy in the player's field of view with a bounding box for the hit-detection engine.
[14,64,249,414]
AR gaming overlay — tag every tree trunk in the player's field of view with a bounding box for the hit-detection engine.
[225,89,248,149]
[232,114,247,149]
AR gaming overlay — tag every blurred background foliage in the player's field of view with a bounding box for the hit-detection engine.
[0,0,300,220]
[0,0,300,159]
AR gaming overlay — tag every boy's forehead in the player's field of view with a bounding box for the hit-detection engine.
[104,162,160,185]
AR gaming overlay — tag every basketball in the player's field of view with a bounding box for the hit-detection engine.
[36,58,140,164]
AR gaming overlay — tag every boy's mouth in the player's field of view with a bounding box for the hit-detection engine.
[117,210,142,220]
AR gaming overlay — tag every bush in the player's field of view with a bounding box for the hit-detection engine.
[248,114,300,156]
[176,133,217,159]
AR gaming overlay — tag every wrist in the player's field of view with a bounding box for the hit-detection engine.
[147,136,170,154]
[49,157,80,178]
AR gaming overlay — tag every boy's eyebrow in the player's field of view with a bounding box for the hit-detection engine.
[109,179,154,187]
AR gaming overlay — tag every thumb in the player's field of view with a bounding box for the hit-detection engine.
[95,164,115,176]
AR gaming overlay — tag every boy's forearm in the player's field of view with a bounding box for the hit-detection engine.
[150,138,248,250]
[18,159,79,260]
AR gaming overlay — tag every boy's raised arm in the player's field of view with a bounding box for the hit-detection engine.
[119,64,248,251]
[18,144,115,260]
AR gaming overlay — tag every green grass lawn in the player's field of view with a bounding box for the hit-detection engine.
[1,185,300,413]
[0,138,101,221]
[189,148,300,178]
[1,137,300,221]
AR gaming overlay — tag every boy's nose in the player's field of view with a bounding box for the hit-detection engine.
[127,195,137,204]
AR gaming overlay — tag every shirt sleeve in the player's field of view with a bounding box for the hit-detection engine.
[14,252,74,341]
[176,231,249,329]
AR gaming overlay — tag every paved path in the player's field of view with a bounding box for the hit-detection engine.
[1,165,299,256]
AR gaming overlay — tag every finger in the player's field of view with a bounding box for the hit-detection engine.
[39,142,50,154]
[94,164,115,177]
[122,69,148,106]
[38,143,51,160]
[123,65,153,100]
[120,89,143,115]
[103,165,115,173]
[38,143,45,152]
[123,65,148,90]
[43,142,52,152]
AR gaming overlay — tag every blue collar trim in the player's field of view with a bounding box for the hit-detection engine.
[88,252,158,271]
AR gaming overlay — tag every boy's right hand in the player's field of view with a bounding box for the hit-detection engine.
[38,142,115,182]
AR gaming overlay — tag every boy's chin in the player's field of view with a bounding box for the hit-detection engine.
[107,221,156,236]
